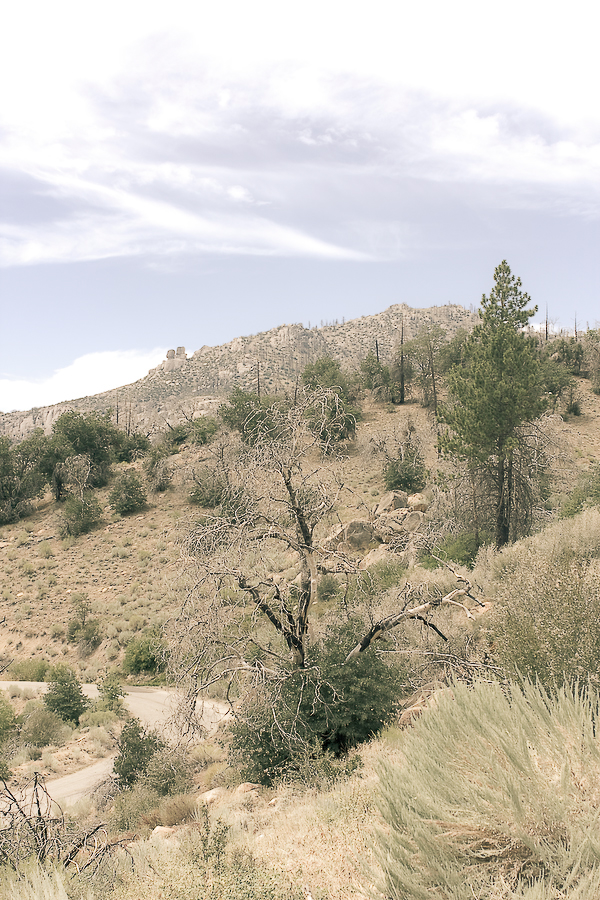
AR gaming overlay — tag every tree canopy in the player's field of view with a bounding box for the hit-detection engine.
[439,261,546,547]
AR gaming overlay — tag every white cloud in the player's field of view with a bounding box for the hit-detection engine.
[0,349,168,413]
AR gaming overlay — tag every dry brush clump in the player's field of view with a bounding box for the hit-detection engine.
[374,678,600,900]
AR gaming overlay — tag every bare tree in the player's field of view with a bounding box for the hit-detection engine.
[168,390,478,736]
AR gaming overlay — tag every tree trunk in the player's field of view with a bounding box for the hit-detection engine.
[495,454,510,548]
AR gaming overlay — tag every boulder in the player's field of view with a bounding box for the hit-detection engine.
[324,520,381,552]
[235,782,262,794]
[198,787,226,805]
[403,511,424,532]
[359,545,399,570]
[374,490,409,516]
[407,493,429,512]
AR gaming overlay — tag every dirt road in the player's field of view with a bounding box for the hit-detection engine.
[0,682,229,808]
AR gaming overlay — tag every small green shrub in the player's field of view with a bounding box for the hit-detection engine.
[97,672,125,713]
[143,748,193,797]
[0,694,17,744]
[20,705,70,747]
[9,659,48,681]
[189,416,219,445]
[123,630,167,675]
[561,463,600,518]
[109,471,147,515]
[143,448,173,492]
[113,718,164,788]
[317,574,340,602]
[188,473,228,508]
[66,592,102,656]
[60,492,102,536]
[384,444,427,493]
[43,665,89,724]
[420,531,490,570]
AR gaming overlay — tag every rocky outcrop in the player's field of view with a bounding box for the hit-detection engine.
[1,302,478,441]
[324,520,382,552]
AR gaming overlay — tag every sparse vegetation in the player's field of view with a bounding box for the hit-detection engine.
[3,294,600,899]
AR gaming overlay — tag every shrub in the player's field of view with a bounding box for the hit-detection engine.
[384,443,427,493]
[143,748,193,797]
[229,621,405,785]
[20,705,69,747]
[0,694,17,745]
[9,659,48,681]
[188,472,228,508]
[113,718,164,788]
[123,630,167,675]
[143,447,173,492]
[43,665,89,724]
[114,431,151,462]
[66,592,102,656]
[108,471,147,516]
[97,672,125,713]
[60,491,102,536]
[219,388,289,445]
[420,530,490,570]
[317,574,340,602]
[189,416,219,445]
[489,546,600,687]
[374,679,600,900]
[561,463,600,518]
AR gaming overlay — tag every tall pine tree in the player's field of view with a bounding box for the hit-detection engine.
[440,261,546,548]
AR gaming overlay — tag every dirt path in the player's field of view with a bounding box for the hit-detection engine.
[0,682,229,808]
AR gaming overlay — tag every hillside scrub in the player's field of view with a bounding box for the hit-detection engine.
[374,678,600,900]
[471,507,600,686]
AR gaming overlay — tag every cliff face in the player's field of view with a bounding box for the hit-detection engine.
[0,303,477,440]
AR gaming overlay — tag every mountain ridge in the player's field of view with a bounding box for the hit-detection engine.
[0,302,478,441]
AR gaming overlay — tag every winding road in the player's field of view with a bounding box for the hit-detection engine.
[0,681,229,808]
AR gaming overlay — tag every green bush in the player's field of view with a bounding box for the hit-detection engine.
[97,672,125,713]
[374,679,600,900]
[317,574,340,602]
[123,631,167,675]
[420,531,490,570]
[114,717,164,788]
[60,491,102,536]
[9,659,48,681]
[66,592,102,656]
[0,694,17,745]
[43,665,89,724]
[219,388,289,445]
[188,472,228,508]
[113,431,151,462]
[561,463,600,518]
[489,546,600,687]
[384,443,427,493]
[109,471,147,515]
[143,447,173,492]
[20,705,69,747]
[229,621,404,785]
[143,748,193,797]
[189,416,219,445]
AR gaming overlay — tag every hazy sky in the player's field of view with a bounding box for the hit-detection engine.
[1,0,599,412]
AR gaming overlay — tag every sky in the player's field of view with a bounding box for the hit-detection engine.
[1,0,599,412]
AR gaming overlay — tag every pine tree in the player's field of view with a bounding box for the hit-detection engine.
[439,261,546,548]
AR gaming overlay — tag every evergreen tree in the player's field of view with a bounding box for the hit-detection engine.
[439,261,546,548]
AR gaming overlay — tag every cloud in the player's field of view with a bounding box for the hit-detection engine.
[0,349,168,413]
[1,4,600,273]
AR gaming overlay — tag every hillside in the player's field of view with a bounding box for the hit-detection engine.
[0,302,477,441]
